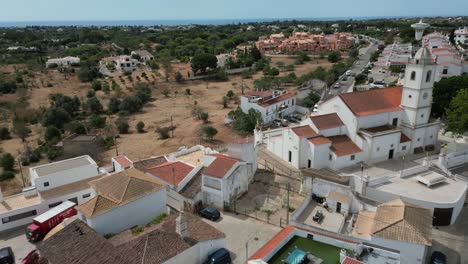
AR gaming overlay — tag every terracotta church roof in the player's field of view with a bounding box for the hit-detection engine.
[339,86,403,117]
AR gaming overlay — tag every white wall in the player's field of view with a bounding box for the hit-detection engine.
[82,189,166,235]
[370,236,427,264]
[0,201,48,232]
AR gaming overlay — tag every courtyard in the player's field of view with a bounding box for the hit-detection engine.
[268,236,342,264]
[296,201,345,233]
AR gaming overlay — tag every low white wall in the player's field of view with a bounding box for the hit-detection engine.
[399,164,429,178]
[439,149,468,169]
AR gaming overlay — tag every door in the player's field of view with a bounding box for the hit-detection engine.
[433,208,453,226]
[336,202,342,213]
[392,118,398,126]
[388,149,394,159]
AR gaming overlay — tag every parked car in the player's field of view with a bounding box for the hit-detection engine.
[0,247,14,264]
[341,76,348,81]
[199,207,221,221]
[345,70,352,76]
[430,251,447,264]
[333,83,340,89]
[205,248,231,264]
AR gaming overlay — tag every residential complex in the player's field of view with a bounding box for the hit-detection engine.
[454,26,468,45]
[255,32,354,53]
[240,90,297,123]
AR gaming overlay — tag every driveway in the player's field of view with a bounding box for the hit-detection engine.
[203,212,281,264]
[430,205,468,264]
[0,226,36,263]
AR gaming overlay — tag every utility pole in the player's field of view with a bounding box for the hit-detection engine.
[286,182,290,224]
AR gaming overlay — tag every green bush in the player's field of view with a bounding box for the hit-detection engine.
[89,115,106,128]
[136,121,145,133]
[150,213,168,225]
[0,153,15,171]
[92,80,102,91]
[116,119,130,134]
[44,126,62,143]
[0,171,15,181]
[131,226,144,235]
[0,127,11,140]
[156,126,171,139]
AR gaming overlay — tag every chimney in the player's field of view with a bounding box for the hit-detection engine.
[175,213,189,239]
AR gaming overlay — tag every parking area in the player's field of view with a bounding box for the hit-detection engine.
[0,226,36,263]
[203,211,281,264]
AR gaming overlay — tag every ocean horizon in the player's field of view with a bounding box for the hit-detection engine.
[0,15,445,27]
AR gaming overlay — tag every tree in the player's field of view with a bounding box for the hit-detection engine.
[136,121,145,133]
[134,82,152,104]
[226,90,234,99]
[12,120,31,142]
[432,75,468,118]
[0,153,15,172]
[447,89,468,134]
[191,53,217,75]
[185,88,191,95]
[119,96,143,113]
[0,127,11,140]
[78,65,99,82]
[302,92,321,108]
[250,46,262,62]
[156,126,171,139]
[44,126,62,143]
[229,108,262,132]
[71,121,86,134]
[116,119,130,134]
[49,93,80,116]
[201,125,218,140]
[175,71,183,83]
[200,112,209,123]
[108,97,122,114]
[42,107,71,129]
[222,96,229,108]
[92,80,102,91]
[327,51,341,63]
[89,115,106,128]
[162,88,170,98]
[86,96,103,114]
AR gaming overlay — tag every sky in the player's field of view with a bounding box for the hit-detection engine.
[0,0,467,22]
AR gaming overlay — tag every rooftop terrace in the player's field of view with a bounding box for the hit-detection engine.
[31,155,96,177]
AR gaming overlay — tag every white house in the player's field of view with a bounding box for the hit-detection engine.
[131,50,154,63]
[77,168,166,235]
[202,140,257,209]
[115,55,139,72]
[240,90,297,123]
[353,199,432,264]
[256,47,440,170]
[0,155,104,232]
[454,26,468,45]
[45,56,80,68]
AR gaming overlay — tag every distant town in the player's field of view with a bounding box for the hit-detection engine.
[0,14,468,264]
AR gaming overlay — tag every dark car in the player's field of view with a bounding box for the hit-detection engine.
[430,251,446,264]
[199,207,221,221]
[205,248,231,264]
[0,247,14,264]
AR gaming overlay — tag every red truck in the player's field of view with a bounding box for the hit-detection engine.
[26,201,77,242]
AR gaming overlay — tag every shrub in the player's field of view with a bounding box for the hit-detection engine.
[89,115,106,128]
[222,96,229,108]
[86,96,103,114]
[92,80,102,91]
[71,121,86,134]
[201,125,218,140]
[162,88,170,98]
[150,213,168,225]
[0,127,11,140]
[0,171,15,181]
[119,96,143,114]
[175,71,183,83]
[136,121,145,133]
[86,90,96,98]
[200,112,209,123]
[226,90,234,99]
[44,126,62,143]
[185,88,191,95]
[131,226,144,235]
[156,126,171,139]
[0,153,15,171]
[327,51,342,63]
[116,119,130,134]
[108,97,122,114]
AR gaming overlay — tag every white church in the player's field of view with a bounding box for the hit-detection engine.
[255,47,440,170]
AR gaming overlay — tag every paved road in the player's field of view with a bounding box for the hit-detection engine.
[0,226,36,263]
[327,40,379,97]
[203,212,281,264]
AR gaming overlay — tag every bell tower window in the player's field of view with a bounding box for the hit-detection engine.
[410,71,416,80]
[426,71,431,82]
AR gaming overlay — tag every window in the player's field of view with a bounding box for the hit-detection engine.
[2,210,37,224]
[421,114,424,118]
[410,71,416,80]
[48,201,62,208]
[408,95,412,99]
[350,155,355,161]
[376,147,380,152]
[392,118,398,126]
[426,71,432,82]
[417,138,421,142]
[69,197,78,204]
[391,144,394,148]
[402,146,407,151]
[82,193,91,199]
[329,154,332,161]
[423,92,428,100]
[288,151,292,162]
[442,68,448,75]
[43,182,50,187]
[308,159,311,168]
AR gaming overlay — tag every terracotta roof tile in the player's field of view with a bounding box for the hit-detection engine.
[308,136,332,145]
[133,156,167,172]
[291,125,318,138]
[248,225,295,260]
[342,257,364,264]
[203,154,239,179]
[400,132,411,143]
[329,135,362,157]
[146,161,194,187]
[339,86,402,116]
[310,113,344,130]
[259,92,296,107]
[114,155,132,168]
[77,168,165,218]
[161,213,225,242]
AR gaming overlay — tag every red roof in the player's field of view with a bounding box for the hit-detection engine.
[329,135,362,157]
[400,132,411,143]
[309,136,332,145]
[146,161,194,187]
[291,125,318,138]
[339,86,402,116]
[248,225,295,260]
[259,92,296,107]
[310,113,344,130]
[203,154,239,179]
[114,155,132,168]
[342,257,364,264]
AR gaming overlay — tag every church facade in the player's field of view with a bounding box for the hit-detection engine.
[255,47,440,170]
